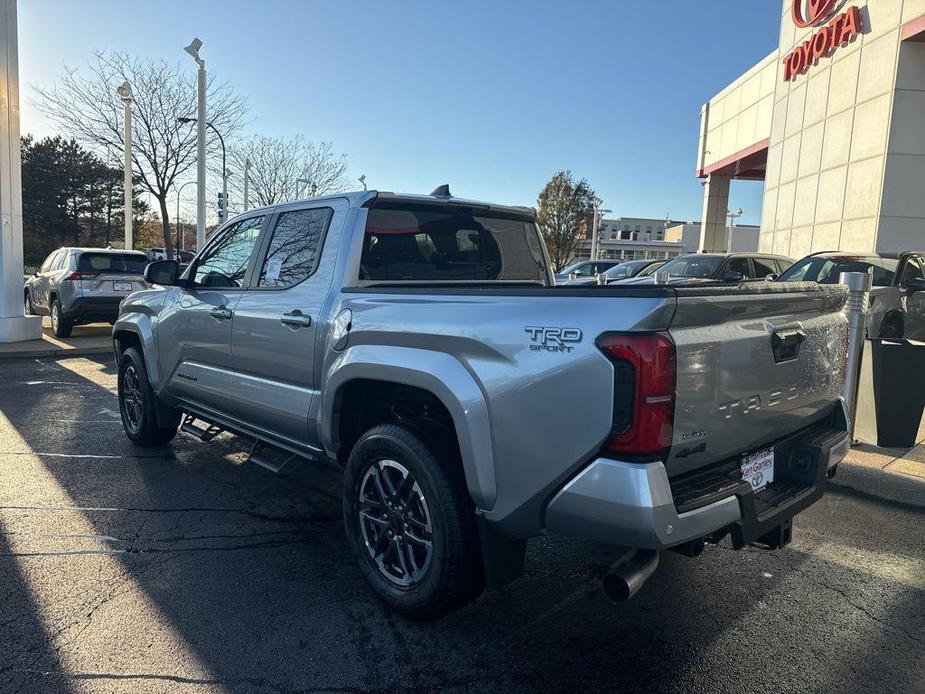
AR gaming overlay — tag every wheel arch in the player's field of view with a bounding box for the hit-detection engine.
[112,317,161,390]
[321,345,496,511]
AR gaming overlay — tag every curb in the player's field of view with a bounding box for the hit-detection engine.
[0,345,112,360]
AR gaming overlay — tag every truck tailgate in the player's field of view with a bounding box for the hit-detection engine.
[666,282,848,477]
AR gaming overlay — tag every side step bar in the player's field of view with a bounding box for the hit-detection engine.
[247,440,301,475]
[179,411,304,475]
[180,414,224,442]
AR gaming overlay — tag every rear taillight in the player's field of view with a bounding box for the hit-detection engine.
[64,271,98,281]
[596,332,676,460]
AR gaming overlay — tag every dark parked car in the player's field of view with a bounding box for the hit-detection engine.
[553,259,621,284]
[615,252,792,285]
[563,258,667,286]
[778,251,925,338]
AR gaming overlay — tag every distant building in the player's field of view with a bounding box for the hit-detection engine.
[596,217,689,242]
[665,223,760,253]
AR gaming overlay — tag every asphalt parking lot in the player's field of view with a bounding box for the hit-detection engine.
[0,355,923,693]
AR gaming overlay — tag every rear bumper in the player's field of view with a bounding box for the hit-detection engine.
[544,416,850,550]
[62,296,123,322]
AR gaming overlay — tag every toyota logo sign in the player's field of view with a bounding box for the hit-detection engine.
[783,3,862,81]
[792,0,837,28]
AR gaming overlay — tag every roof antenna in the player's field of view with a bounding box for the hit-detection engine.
[430,184,451,197]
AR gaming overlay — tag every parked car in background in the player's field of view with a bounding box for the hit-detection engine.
[24,248,149,337]
[113,189,851,619]
[553,259,620,284]
[778,251,925,338]
[563,258,666,286]
[614,252,792,285]
[145,247,167,261]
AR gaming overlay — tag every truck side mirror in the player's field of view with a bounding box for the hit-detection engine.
[144,259,182,287]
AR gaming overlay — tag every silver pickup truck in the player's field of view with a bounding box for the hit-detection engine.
[113,188,851,619]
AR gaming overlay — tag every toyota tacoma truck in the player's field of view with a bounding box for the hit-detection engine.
[113,188,851,619]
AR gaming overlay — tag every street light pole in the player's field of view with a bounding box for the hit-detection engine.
[590,202,612,261]
[116,81,133,250]
[243,158,251,211]
[726,207,744,252]
[176,180,196,254]
[179,116,226,224]
[184,38,206,250]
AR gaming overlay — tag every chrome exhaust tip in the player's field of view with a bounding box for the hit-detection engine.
[602,549,660,603]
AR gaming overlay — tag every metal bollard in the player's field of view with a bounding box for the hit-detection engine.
[840,271,872,441]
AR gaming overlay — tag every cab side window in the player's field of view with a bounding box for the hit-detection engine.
[725,258,751,277]
[192,216,264,288]
[901,258,925,286]
[257,208,333,288]
[40,252,57,273]
[50,252,67,271]
[753,258,777,277]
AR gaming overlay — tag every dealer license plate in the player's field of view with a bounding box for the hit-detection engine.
[113,282,132,291]
[741,448,774,493]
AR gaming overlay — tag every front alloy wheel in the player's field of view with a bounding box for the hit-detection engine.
[359,459,434,587]
[120,363,144,435]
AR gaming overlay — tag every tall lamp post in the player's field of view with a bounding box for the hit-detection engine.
[116,81,133,250]
[726,207,744,252]
[296,178,317,198]
[176,180,196,254]
[178,116,226,225]
[184,38,207,250]
[243,158,251,211]
[590,202,612,261]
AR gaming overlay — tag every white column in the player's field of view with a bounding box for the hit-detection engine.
[195,62,207,249]
[698,175,731,253]
[122,97,133,250]
[0,0,40,342]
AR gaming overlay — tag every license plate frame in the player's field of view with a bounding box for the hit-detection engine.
[741,448,774,493]
[112,281,132,292]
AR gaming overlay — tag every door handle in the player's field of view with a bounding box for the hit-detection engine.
[281,310,312,328]
[210,305,233,321]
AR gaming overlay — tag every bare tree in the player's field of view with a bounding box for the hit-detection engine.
[227,135,349,211]
[33,51,248,256]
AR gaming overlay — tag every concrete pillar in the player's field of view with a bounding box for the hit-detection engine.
[698,174,731,253]
[0,0,40,343]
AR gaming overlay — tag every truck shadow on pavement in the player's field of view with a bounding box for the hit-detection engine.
[0,355,923,693]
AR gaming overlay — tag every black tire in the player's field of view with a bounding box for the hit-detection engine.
[23,291,33,316]
[879,317,903,339]
[343,423,483,620]
[117,346,179,446]
[50,298,73,338]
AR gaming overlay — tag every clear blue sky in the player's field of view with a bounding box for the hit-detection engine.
[19,0,781,225]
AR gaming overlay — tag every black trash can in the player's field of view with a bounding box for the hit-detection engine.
[855,339,925,448]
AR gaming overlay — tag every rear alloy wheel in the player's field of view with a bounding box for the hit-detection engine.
[358,459,435,588]
[50,299,73,338]
[343,423,483,619]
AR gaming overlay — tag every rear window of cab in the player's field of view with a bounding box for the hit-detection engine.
[360,202,547,283]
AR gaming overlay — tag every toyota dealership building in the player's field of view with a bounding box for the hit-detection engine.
[696,0,925,257]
